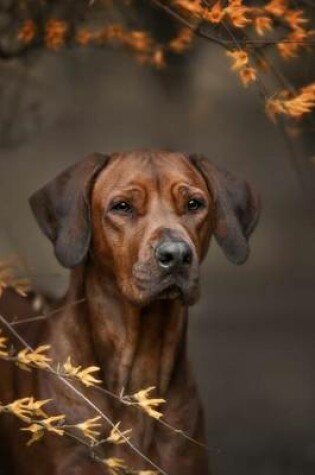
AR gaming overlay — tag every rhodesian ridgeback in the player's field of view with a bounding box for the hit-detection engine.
[0,150,260,475]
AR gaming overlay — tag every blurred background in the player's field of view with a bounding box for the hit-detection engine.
[0,3,315,474]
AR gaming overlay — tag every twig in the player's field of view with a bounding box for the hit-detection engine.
[11,298,87,326]
[0,313,169,475]
[150,0,231,50]
[1,331,214,454]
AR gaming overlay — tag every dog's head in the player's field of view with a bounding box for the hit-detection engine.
[29,150,260,306]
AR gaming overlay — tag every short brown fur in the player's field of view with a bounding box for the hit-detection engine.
[0,150,260,475]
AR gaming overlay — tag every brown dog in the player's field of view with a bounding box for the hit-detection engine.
[0,150,260,475]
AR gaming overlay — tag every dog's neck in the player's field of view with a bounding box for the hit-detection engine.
[67,263,189,396]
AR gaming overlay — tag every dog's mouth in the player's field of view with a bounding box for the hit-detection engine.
[156,283,182,300]
[132,258,200,306]
[134,272,200,306]
[156,280,199,305]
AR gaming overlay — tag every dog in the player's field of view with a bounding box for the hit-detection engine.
[0,150,260,475]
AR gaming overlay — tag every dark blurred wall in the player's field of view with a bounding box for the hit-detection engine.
[0,45,314,474]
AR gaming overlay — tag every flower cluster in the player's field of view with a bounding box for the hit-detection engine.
[17,345,52,370]
[266,83,315,121]
[59,356,102,387]
[45,20,68,51]
[226,50,256,87]
[170,0,314,118]
[172,0,311,46]
[14,1,315,120]
[17,19,194,69]
[0,276,206,475]
[0,259,31,298]
[0,394,156,474]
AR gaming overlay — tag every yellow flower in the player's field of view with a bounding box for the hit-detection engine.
[266,83,315,121]
[6,398,34,421]
[5,397,49,422]
[17,19,36,44]
[151,48,165,69]
[106,422,132,445]
[28,398,51,418]
[45,20,68,51]
[102,457,127,475]
[226,50,249,70]
[277,28,310,61]
[76,29,92,46]
[21,412,65,445]
[75,416,102,442]
[203,1,225,24]
[265,0,287,17]
[133,386,165,420]
[21,423,44,446]
[239,67,257,87]
[254,16,273,36]
[284,9,308,30]
[0,259,31,298]
[41,414,65,436]
[11,278,31,297]
[172,0,203,19]
[0,261,12,297]
[0,331,8,357]
[17,345,51,369]
[62,356,82,377]
[76,366,102,387]
[226,0,252,28]
[62,357,102,387]
[169,28,194,54]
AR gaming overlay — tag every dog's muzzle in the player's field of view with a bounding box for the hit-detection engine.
[155,240,193,271]
[132,236,200,305]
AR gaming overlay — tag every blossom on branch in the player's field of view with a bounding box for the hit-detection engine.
[133,386,166,420]
[17,345,52,370]
[45,20,68,50]
[266,83,315,121]
[226,50,249,70]
[106,421,132,445]
[62,357,102,387]
[75,416,102,442]
[239,67,257,87]
[0,331,8,357]
[17,20,36,44]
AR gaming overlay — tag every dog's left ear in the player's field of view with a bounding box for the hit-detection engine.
[189,154,261,265]
[29,153,109,269]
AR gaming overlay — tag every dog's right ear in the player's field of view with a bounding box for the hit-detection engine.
[189,154,260,265]
[29,153,109,269]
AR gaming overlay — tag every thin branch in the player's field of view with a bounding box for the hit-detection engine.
[11,298,87,326]
[1,324,213,455]
[0,313,169,475]
[150,0,231,50]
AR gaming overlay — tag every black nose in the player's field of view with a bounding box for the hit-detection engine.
[155,241,193,270]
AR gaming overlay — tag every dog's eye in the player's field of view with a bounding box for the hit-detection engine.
[186,198,205,212]
[111,201,133,214]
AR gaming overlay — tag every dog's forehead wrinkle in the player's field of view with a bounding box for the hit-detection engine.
[94,151,210,205]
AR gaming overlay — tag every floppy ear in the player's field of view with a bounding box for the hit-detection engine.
[29,153,109,269]
[189,154,261,265]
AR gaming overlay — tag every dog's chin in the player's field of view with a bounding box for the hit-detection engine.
[155,284,199,305]
[127,281,200,307]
